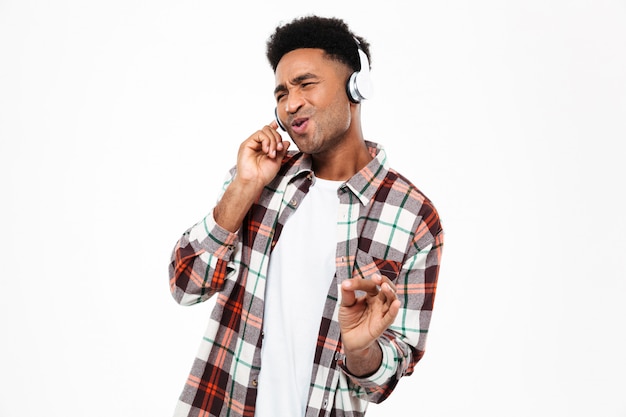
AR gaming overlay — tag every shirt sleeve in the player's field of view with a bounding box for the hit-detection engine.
[340,230,444,403]
[168,171,241,306]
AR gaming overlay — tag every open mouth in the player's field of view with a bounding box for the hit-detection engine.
[291,117,309,134]
[292,118,308,128]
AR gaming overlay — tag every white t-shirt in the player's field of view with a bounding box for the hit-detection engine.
[255,177,342,417]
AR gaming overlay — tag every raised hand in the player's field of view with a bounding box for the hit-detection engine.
[235,121,291,189]
[338,274,401,376]
[213,122,290,233]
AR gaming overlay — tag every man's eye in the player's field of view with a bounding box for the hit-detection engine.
[276,94,286,102]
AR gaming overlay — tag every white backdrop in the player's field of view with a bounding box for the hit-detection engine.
[1,1,625,416]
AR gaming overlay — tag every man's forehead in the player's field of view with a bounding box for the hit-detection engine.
[275,48,347,80]
[276,48,326,68]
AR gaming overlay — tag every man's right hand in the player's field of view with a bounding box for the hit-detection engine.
[235,121,291,189]
[213,122,291,233]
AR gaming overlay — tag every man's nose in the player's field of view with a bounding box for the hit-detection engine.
[285,89,305,115]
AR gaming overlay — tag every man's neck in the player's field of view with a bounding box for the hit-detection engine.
[311,139,372,181]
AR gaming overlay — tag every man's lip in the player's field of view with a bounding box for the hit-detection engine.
[290,117,310,134]
[291,117,309,127]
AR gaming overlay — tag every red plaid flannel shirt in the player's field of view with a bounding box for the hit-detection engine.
[169,141,444,417]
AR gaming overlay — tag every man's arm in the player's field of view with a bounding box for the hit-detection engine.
[337,230,444,402]
[214,121,291,232]
[169,122,290,304]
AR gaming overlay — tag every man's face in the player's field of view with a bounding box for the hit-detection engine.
[274,48,353,155]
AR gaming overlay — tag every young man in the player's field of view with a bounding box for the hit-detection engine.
[169,15,444,417]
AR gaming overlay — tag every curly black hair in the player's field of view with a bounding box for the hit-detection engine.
[265,15,371,73]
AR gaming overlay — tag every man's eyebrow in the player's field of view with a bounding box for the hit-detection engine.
[274,73,318,95]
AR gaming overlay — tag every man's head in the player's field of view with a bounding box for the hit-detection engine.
[267,16,372,165]
[266,15,371,77]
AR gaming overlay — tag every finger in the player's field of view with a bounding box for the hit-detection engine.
[371,274,397,294]
[379,282,400,308]
[374,278,399,308]
[369,276,401,321]
[340,281,357,307]
[276,139,291,159]
[385,297,401,322]
[268,120,289,152]
[260,124,285,157]
[253,130,277,158]
[342,276,382,297]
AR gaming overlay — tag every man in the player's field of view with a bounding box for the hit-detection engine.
[169,15,444,417]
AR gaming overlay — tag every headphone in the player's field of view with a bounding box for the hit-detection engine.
[275,38,373,131]
[347,38,373,103]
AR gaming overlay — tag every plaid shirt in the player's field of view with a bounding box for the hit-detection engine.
[169,141,444,417]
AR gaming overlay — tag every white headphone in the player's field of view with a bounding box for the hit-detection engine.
[347,38,373,103]
[275,38,373,131]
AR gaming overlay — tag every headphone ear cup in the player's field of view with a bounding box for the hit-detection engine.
[346,48,373,103]
[274,107,287,131]
[355,70,373,100]
[347,72,361,103]
[347,70,373,103]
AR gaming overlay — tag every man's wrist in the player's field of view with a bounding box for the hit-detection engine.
[214,179,262,233]
[343,342,382,377]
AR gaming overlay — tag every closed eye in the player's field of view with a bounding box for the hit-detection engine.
[274,74,320,102]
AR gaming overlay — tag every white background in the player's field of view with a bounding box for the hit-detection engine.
[1,0,625,416]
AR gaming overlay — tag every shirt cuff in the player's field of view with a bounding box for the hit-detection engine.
[340,340,397,389]
[188,212,239,259]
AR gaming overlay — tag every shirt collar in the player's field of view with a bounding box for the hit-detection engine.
[344,141,389,206]
[283,140,389,206]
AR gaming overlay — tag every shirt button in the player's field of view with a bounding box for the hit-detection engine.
[252,379,258,387]
[290,199,298,207]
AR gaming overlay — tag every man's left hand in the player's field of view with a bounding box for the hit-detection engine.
[338,274,401,374]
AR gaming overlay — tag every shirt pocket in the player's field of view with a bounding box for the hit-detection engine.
[353,249,403,283]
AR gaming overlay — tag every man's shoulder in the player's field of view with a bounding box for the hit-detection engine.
[382,168,435,206]
[381,168,443,236]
